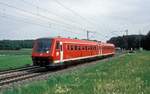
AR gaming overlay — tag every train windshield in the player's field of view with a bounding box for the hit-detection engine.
[34,39,51,53]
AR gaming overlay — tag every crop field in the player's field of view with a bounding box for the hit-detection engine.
[1,51,150,94]
[0,49,32,71]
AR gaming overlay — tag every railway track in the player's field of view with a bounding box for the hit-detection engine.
[0,52,126,89]
[0,66,40,75]
[0,66,45,87]
[0,66,43,80]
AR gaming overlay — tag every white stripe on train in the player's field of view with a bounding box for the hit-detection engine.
[53,52,114,63]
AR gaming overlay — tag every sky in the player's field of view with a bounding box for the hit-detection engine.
[0,0,150,41]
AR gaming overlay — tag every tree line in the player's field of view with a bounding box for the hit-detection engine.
[0,40,33,50]
[0,31,149,50]
[107,31,150,50]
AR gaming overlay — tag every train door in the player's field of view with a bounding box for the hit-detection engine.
[101,45,103,55]
[98,46,101,55]
[55,41,63,63]
[60,42,63,63]
[100,45,102,55]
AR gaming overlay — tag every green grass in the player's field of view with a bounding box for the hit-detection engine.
[0,49,32,55]
[0,55,32,71]
[0,49,32,71]
[2,51,150,94]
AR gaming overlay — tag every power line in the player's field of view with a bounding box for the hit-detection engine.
[21,0,87,30]
[26,0,120,40]
[21,0,107,39]
[53,0,114,38]
[54,0,97,29]
[22,0,108,39]
[110,31,121,36]
[0,1,116,41]
[18,1,112,40]
[0,12,85,37]
[0,12,50,28]
[85,30,110,40]
[0,1,86,32]
[0,1,105,40]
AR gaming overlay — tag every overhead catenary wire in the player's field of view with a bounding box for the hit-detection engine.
[0,1,119,41]
[53,0,97,29]
[0,12,51,29]
[21,0,87,30]
[21,0,110,39]
[53,0,112,39]
[0,12,85,37]
[0,1,87,32]
[22,0,103,39]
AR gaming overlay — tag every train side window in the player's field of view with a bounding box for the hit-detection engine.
[75,45,77,50]
[82,46,84,50]
[78,46,80,50]
[67,45,70,50]
[71,45,73,50]
[77,46,79,50]
[56,41,60,49]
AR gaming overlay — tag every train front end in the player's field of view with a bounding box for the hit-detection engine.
[32,38,53,66]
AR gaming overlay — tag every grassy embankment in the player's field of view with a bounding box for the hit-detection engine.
[2,51,150,94]
[0,49,32,71]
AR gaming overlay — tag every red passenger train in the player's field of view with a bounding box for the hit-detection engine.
[32,37,115,67]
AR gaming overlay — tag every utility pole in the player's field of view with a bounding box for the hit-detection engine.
[125,29,128,50]
[36,0,39,16]
[139,30,142,50]
[125,29,128,36]
[87,30,89,40]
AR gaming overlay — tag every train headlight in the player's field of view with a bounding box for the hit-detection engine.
[46,51,49,53]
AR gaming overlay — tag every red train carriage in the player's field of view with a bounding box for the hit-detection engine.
[32,37,115,67]
[101,43,115,55]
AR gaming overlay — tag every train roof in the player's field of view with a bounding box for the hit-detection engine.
[36,37,115,47]
[53,37,98,45]
[101,42,115,47]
